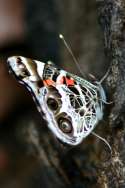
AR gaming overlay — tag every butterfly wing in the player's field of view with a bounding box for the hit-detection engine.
[7,56,105,145]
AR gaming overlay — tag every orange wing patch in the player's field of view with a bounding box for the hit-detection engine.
[43,79,55,86]
[57,76,75,86]
[43,76,75,87]
[65,77,75,86]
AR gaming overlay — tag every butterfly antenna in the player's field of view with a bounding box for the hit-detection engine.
[59,34,85,77]
[92,131,112,153]
[99,67,110,84]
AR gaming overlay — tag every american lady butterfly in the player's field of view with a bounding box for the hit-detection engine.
[7,55,106,146]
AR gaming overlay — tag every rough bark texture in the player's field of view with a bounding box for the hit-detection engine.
[97,0,125,187]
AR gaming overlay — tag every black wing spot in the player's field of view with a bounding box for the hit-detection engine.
[91,106,96,114]
[52,72,59,82]
[37,80,44,88]
[68,86,79,95]
[69,94,82,109]
[63,77,66,85]
[85,96,89,103]
[66,74,70,79]
[77,97,83,106]
[79,109,85,116]
[80,85,87,94]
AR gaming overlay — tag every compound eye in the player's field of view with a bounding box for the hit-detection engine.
[47,97,59,111]
[58,117,72,134]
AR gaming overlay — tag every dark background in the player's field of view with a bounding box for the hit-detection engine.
[0,1,108,187]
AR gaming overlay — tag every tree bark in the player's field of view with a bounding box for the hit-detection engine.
[97,0,125,187]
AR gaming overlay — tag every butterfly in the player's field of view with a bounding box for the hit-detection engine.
[7,55,106,146]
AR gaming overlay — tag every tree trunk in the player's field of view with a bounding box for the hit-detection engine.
[97,0,125,187]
